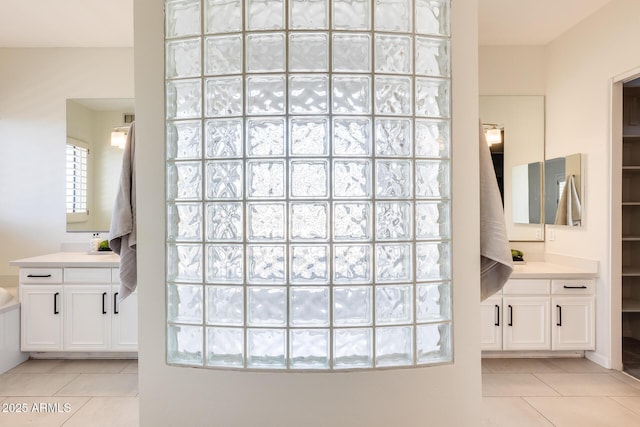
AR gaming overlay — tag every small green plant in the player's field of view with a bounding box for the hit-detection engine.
[98,240,111,251]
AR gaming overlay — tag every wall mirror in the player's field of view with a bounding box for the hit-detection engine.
[66,98,134,232]
[544,153,583,226]
[480,95,545,241]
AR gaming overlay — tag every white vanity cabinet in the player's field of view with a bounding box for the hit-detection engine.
[551,279,595,350]
[480,296,502,350]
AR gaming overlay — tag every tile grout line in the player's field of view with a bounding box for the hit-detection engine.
[520,396,557,426]
[51,373,82,397]
[531,373,563,396]
[59,396,95,427]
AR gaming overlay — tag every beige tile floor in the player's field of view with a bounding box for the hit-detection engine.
[0,359,138,427]
[2,357,639,426]
[483,357,640,426]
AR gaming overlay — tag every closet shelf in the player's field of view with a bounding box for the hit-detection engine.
[623,236,640,241]
[623,299,640,313]
[623,202,640,206]
[622,166,640,171]
[623,267,640,276]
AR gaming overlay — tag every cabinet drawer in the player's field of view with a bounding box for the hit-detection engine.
[64,268,111,284]
[552,279,595,295]
[503,279,550,295]
[111,269,120,284]
[20,268,63,284]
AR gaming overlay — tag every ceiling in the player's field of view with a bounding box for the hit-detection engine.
[0,0,614,47]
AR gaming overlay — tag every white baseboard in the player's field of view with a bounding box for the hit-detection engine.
[585,351,612,369]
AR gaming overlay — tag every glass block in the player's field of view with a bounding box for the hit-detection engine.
[206,202,243,241]
[206,286,244,325]
[247,118,285,157]
[375,119,412,157]
[247,245,286,284]
[416,36,450,77]
[168,162,202,202]
[205,0,242,34]
[416,160,450,199]
[375,0,411,32]
[376,202,413,240]
[167,244,203,283]
[168,203,203,242]
[375,76,412,115]
[375,35,412,74]
[205,160,243,200]
[290,329,330,369]
[204,35,243,76]
[205,119,243,158]
[375,243,412,282]
[205,77,243,117]
[168,284,203,324]
[167,79,201,119]
[290,245,329,283]
[334,244,372,283]
[166,0,201,39]
[289,33,329,72]
[290,287,330,326]
[247,287,286,326]
[205,244,243,283]
[206,327,244,367]
[376,285,412,325]
[375,326,413,367]
[332,33,371,73]
[417,323,452,364]
[333,202,371,241]
[376,160,412,198]
[415,77,450,118]
[290,117,329,156]
[167,120,202,160]
[246,33,285,73]
[247,160,285,199]
[247,76,286,115]
[247,328,286,368]
[332,0,370,30]
[416,242,451,281]
[247,202,286,241]
[332,75,371,114]
[415,0,450,36]
[333,160,371,198]
[289,75,329,114]
[290,0,329,29]
[247,0,284,30]
[290,202,329,241]
[416,282,451,322]
[166,38,201,79]
[333,286,372,326]
[333,328,372,369]
[416,201,450,239]
[290,160,329,198]
[167,325,203,366]
[333,117,371,156]
[415,119,450,158]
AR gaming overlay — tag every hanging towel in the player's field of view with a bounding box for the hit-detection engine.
[479,122,513,301]
[554,174,582,226]
[109,122,137,302]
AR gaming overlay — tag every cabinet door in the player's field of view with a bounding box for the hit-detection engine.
[20,285,63,351]
[480,297,502,350]
[64,285,111,351]
[552,296,595,350]
[111,286,138,351]
[503,297,550,350]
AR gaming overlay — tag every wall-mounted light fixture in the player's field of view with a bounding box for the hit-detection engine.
[110,126,129,149]
[483,124,503,146]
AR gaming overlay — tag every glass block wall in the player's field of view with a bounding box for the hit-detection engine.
[165,0,452,370]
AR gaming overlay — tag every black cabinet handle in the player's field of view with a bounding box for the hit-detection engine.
[102,292,107,314]
[28,274,52,278]
[563,285,587,289]
[494,304,500,326]
[114,292,119,314]
[53,292,59,314]
[557,305,562,326]
[508,305,513,326]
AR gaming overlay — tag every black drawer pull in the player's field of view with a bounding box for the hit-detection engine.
[27,274,52,278]
[508,305,513,326]
[563,285,587,289]
[557,305,562,326]
[102,292,107,314]
[54,292,59,315]
[114,292,119,314]
[494,304,500,326]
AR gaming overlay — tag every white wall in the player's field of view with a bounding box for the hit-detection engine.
[0,48,133,279]
[479,45,546,96]
[135,0,481,425]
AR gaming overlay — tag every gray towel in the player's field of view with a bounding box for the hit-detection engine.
[479,123,513,301]
[109,122,137,302]
[554,174,581,226]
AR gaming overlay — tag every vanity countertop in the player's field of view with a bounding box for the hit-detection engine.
[510,261,597,279]
[10,252,120,268]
